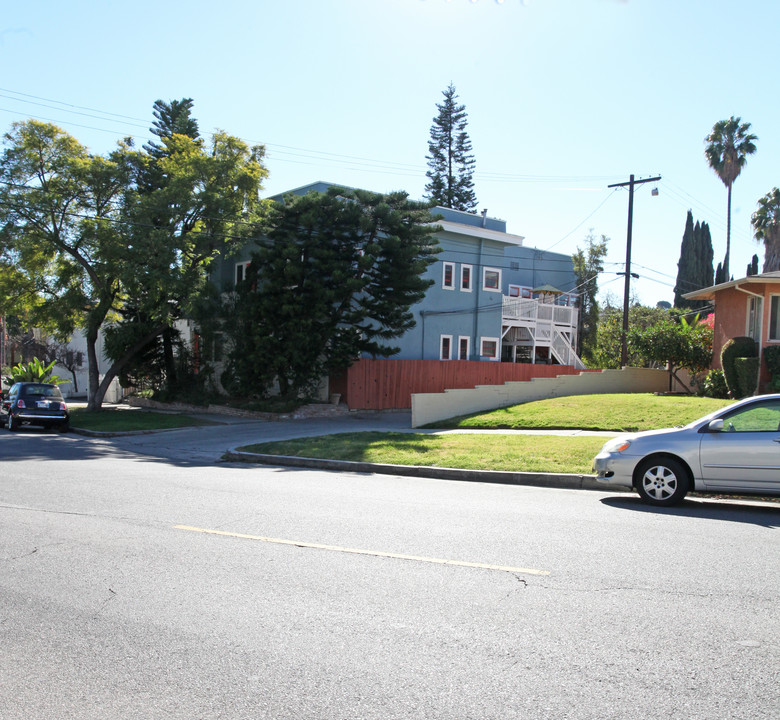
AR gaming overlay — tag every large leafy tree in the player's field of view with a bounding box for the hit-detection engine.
[674,210,714,308]
[424,84,477,212]
[114,98,202,391]
[104,127,268,402]
[704,116,757,280]
[222,187,440,399]
[571,230,607,365]
[592,304,668,369]
[0,111,268,409]
[630,313,713,393]
[0,120,130,408]
[751,187,780,272]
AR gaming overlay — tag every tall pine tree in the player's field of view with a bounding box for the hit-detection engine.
[674,210,714,308]
[424,84,477,212]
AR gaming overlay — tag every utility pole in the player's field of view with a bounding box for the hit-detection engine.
[608,174,661,366]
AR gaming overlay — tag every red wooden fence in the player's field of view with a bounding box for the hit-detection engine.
[330,359,594,410]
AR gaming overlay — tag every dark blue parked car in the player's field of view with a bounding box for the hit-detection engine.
[2,382,70,432]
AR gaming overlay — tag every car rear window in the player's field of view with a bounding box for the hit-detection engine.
[21,385,64,400]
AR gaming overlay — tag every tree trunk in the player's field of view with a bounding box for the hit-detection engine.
[88,324,168,410]
[724,183,732,280]
[85,324,102,411]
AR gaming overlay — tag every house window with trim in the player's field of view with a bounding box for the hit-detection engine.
[440,335,453,360]
[458,336,470,360]
[480,337,499,360]
[460,264,473,292]
[507,284,532,298]
[235,261,251,286]
[442,262,455,290]
[769,296,780,341]
[748,296,764,341]
[483,267,501,292]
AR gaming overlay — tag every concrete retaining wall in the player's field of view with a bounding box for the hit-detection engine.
[411,367,669,427]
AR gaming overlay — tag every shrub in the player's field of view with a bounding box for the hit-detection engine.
[763,346,780,387]
[734,357,760,398]
[698,369,729,398]
[720,337,758,398]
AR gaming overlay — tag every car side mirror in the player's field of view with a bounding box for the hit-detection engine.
[707,419,724,432]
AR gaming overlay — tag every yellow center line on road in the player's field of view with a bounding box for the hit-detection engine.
[173,525,550,576]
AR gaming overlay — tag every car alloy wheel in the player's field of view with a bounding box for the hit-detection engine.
[635,457,689,506]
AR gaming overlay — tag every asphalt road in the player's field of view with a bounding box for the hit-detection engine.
[1,424,779,719]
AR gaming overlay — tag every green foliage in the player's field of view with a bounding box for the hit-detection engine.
[720,336,758,398]
[704,116,758,278]
[674,210,714,308]
[572,230,608,365]
[734,357,760,398]
[221,187,441,399]
[628,312,712,391]
[592,304,669,369]
[751,187,780,273]
[746,254,759,276]
[698,369,729,398]
[763,345,780,377]
[3,356,68,387]
[424,84,477,212]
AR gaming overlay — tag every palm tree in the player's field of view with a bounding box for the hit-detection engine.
[751,188,780,272]
[704,117,758,280]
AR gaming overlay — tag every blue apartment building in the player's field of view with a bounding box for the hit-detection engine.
[211,182,582,368]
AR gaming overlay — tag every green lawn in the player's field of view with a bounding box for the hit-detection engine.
[428,393,732,432]
[239,431,606,474]
[238,393,735,474]
[70,408,213,432]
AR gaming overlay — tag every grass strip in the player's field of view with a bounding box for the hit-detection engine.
[70,408,213,432]
[429,393,732,431]
[238,432,612,475]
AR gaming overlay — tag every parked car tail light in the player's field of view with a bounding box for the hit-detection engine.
[16,399,26,409]
[59,402,68,411]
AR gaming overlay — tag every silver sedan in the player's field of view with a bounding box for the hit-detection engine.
[593,394,780,506]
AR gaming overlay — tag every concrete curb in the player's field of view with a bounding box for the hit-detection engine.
[223,449,629,493]
[71,427,186,438]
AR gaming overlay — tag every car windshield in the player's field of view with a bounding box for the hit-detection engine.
[21,384,64,400]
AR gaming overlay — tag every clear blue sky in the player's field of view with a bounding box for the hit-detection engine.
[2,0,777,306]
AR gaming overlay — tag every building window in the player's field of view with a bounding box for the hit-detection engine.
[748,296,764,341]
[460,264,472,292]
[507,285,532,298]
[769,296,780,341]
[442,262,455,290]
[235,261,251,286]
[440,335,453,360]
[458,336,470,360]
[483,267,501,292]
[480,337,499,360]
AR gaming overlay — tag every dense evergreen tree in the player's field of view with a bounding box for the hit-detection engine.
[221,187,440,398]
[674,210,714,308]
[746,254,759,276]
[128,98,204,390]
[424,84,477,212]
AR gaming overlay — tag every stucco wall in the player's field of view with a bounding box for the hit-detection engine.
[712,287,749,368]
[411,367,669,427]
